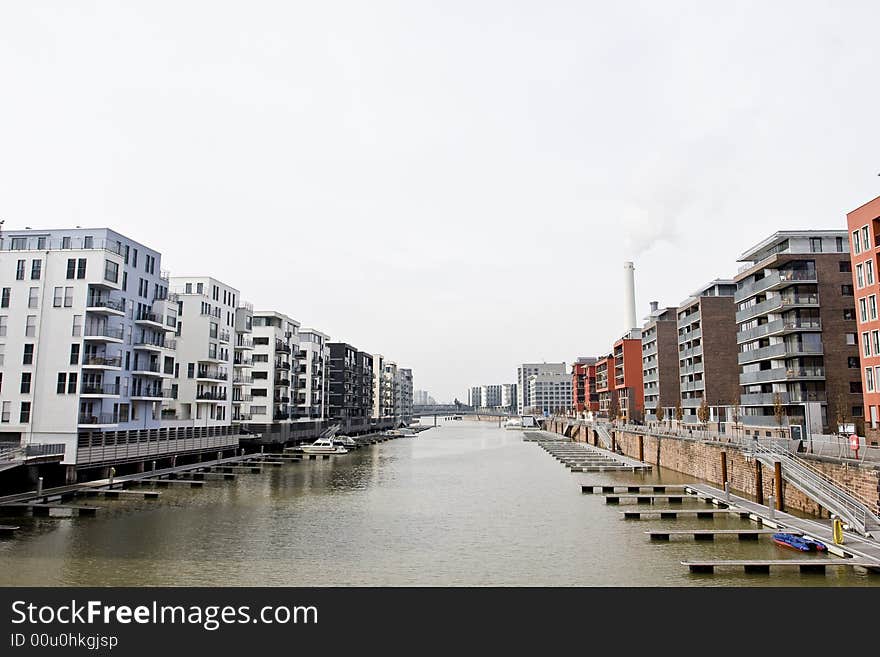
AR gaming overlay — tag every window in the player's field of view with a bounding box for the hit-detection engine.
[851,381,863,393]
[20,372,31,394]
[20,402,31,423]
[57,373,66,394]
[840,260,852,273]
[104,260,119,283]
[874,330,880,355]
[72,315,82,336]
[1,288,9,308]
[0,344,4,367]
[25,315,36,337]
[53,287,62,307]
[188,363,194,378]
[1,401,8,423]
[868,260,876,286]
[837,236,846,252]
[64,287,73,307]
[0,316,6,337]
[872,295,878,321]
[809,237,823,253]
[844,308,855,320]
[22,344,33,365]
[30,259,42,280]
[62,236,71,249]
[68,373,77,394]
[83,235,93,248]
[849,356,860,368]
[28,287,38,309]
[70,343,80,365]
[842,284,854,296]
[857,264,865,288]
[132,248,138,267]
[15,260,25,280]
[854,230,862,254]
[197,283,204,295]
[853,405,864,418]
[77,258,86,279]
[846,333,857,346]
[66,258,76,279]
[862,226,870,252]
[859,298,868,322]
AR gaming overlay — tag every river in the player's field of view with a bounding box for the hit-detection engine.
[0,419,876,586]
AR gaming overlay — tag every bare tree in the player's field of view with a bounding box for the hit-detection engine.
[731,402,741,440]
[773,392,786,438]
[697,398,710,434]
[675,402,684,428]
[656,404,665,426]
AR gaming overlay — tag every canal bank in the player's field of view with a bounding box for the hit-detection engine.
[541,418,880,520]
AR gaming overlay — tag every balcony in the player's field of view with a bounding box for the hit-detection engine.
[81,355,122,369]
[80,383,120,397]
[130,387,173,401]
[134,338,168,352]
[233,394,253,403]
[677,311,701,330]
[274,395,290,404]
[233,413,252,421]
[197,368,228,381]
[739,367,826,386]
[83,325,124,343]
[199,353,225,364]
[737,342,823,365]
[275,376,291,387]
[233,357,253,367]
[275,341,291,354]
[735,294,820,323]
[78,413,118,427]
[678,345,703,360]
[86,297,125,316]
[678,327,702,344]
[132,362,169,378]
[273,412,290,421]
[232,375,253,385]
[274,360,291,370]
[134,311,165,329]
[196,391,227,401]
[736,272,781,300]
[680,362,704,375]
[235,338,254,350]
[680,379,705,393]
[219,330,231,343]
[736,318,822,343]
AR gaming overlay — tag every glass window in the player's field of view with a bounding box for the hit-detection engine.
[862,226,870,252]
[872,295,878,321]
[25,315,36,337]
[809,237,823,253]
[860,298,868,322]
[68,373,77,394]
[70,343,80,365]
[857,264,865,288]
[28,287,38,309]
[844,308,855,320]
[30,259,41,280]
[865,368,875,393]
[104,260,119,283]
[854,230,862,255]
[20,372,31,393]
[83,236,93,248]
[868,260,875,286]
[77,258,86,279]
[846,333,857,345]
[0,316,6,337]
[20,401,31,423]
[72,315,82,336]
[837,236,845,252]
[1,288,9,308]
[15,260,25,280]
[64,287,73,307]
[53,287,62,307]
[864,332,871,357]
[842,285,854,296]
[57,373,66,394]
[62,236,71,249]
[66,258,75,279]
[22,344,33,365]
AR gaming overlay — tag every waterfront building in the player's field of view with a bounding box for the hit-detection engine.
[413,390,436,406]
[500,383,517,412]
[642,302,680,422]
[612,330,644,422]
[371,353,384,419]
[245,310,299,441]
[572,357,598,415]
[677,280,738,425]
[296,329,330,421]
[232,302,254,423]
[526,371,572,416]
[0,228,240,476]
[734,231,859,436]
[468,385,481,409]
[517,363,567,413]
[328,343,374,433]
[595,353,615,418]
[168,277,239,427]
[397,367,413,425]
[480,384,502,409]
[847,196,880,441]
[382,360,399,419]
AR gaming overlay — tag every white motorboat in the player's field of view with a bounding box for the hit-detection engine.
[333,435,357,448]
[504,418,522,430]
[301,437,348,455]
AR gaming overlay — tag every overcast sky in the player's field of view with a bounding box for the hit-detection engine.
[2,2,879,403]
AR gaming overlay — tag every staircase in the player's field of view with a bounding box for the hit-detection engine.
[751,440,880,538]
[0,446,24,474]
[593,423,615,451]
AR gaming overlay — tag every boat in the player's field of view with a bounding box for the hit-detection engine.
[398,427,417,436]
[301,437,348,455]
[504,418,522,430]
[771,533,827,552]
[333,435,358,448]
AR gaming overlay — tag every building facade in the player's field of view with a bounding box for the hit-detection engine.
[245,311,300,440]
[328,343,373,432]
[571,357,598,415]
[517,363,567,414]
[526,371,572,416]
[613,330,644,422]
[500,383,517,412]
[677,280,739,425]
[479,384,502,409]
[734,231,859,436]
[847,196,880,440]
[296,329,330,421]
[397,367,413,425]
[641,303,680,422]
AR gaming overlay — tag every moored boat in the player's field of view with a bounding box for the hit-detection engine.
[301,437,348,455]
[772,532,827,552]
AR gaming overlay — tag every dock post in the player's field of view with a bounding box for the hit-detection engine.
[36,476,43,498]
[151,460,156,472]
[108,467,115,486]
[774,461,784,511]
[724,481,730,502]
[638,435,644,462]
[261,445,264,454]
[216,451,222,462]
[720,452,728,487]
[755,461,763,505]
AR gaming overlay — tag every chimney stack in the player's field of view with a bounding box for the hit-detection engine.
[650,300,659,313]
[624,261,637,332]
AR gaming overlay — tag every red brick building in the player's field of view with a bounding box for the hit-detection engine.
[571,358,599,415]
[613,332,645,422]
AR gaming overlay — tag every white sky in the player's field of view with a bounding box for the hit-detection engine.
[2,2,879,403]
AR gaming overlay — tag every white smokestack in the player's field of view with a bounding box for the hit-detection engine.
[624,261,637,332]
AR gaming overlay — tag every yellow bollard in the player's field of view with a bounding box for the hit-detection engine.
[832,518,844,545]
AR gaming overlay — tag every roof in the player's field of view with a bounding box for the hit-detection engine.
[736,230,848,263]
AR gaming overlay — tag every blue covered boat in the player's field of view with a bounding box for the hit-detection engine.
[772,533,827,552]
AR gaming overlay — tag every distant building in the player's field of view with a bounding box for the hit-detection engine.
[468,386,481,409]
[500,384,518,412]
[517,363,567,414]
[642,302,679,422]
[526,371,572,416]
[480,384,502,408]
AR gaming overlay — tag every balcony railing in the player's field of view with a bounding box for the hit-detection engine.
[135,311,162,324]
[131,387,172,399]
[232,376,253,384]
[737,342,823,365]
[275,341,291,354]
[133,362,162,374]
[273,412,289,421]
[197,369,228,380]
[235,337,253,349]
[83,325,124,340]
[219,330,231,343]
[80,383,120,395]
[233,394,253,402]
[275,377,291,387]
[234,357,253,366]
[739,367,826,385]
[82,355,122,368]
[86,298,125,312]
[196,391,227,401]
[78,413,118,425]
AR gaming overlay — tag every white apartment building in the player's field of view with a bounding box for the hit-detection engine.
[517,363,566,413]
[501,384,517,412]
[527,372,572,415]
[232,303,254,422]
[371,353,384,419]
[0,228,238,472]
[247,311,300,427]
[169,277,240,427]
[480,384,502,408]
[382,361,399,419]
[296,329,329,421]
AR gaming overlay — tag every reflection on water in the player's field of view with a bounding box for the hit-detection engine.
[0,420,877,586]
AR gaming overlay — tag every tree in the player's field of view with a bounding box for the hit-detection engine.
[656,405,665,425]
[773,392,786,438]
[675,402,684,426]
[608,395,619,424]
[697,399,710,428]
[731,402,741,438]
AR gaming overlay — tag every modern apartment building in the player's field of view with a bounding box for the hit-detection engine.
[371,353,384,419]
[677,280,738,424]
[612,330,644,422]
[383,361,399,419]
[413,390,436,406]
[571,357,598,415]
[0,228,240,475]
[397,367,413,425]
[245,310,300,440]
[500,383,517,412]
[595,353,615,418]
[232,303,254,423]
[328,343,373,432]
[468,385,481,409]
[526,371,572,416]
[847,196,880,440]
[517,363,567,413]
[479,384,502,409]
[296,329,330,421]
[641,303,680,422]
[734,231,859,436]
[169,277,239,427]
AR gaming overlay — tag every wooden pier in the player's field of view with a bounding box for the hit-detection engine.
[620,508,750,519]
[682,559,880,574]
[136,479,205,488]
[82,489,161,499]
[604,493,689,504]
[582,484,685,494]
[647,529,798,541]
